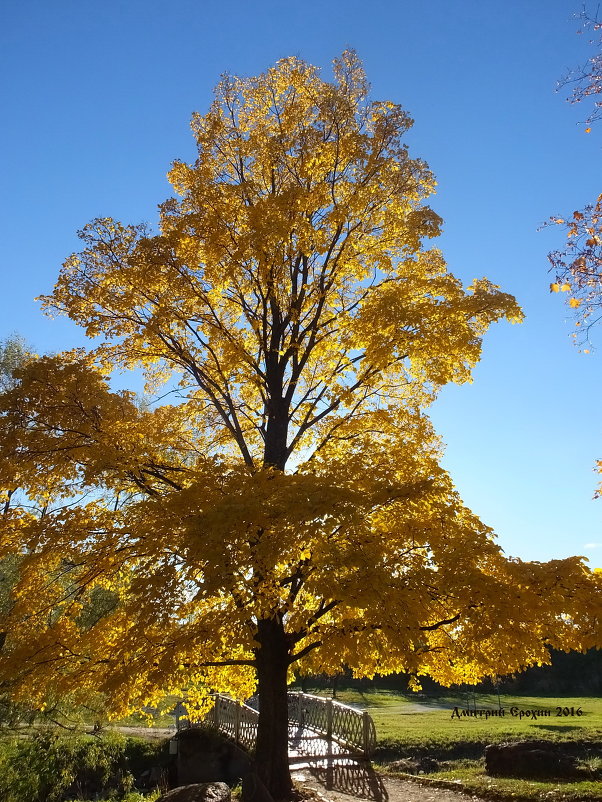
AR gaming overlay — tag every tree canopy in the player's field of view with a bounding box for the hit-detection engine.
[2,52,601,798]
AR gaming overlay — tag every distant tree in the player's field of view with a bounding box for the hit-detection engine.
[0,336,34,725]
[560,7,602,125]
[548,9,602,345]
[0,335,29,393]
[2,53,601,799]
[547,9,602,493]
[500,647,602,696]
[0,335,30,600]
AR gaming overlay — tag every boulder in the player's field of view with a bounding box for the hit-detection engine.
[157,781,232,802]
[388,757,439,774]
[485,741,580,779]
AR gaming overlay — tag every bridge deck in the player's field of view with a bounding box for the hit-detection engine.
[288,722,358,763]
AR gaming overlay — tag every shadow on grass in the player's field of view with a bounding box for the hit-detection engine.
[348,692,455,710]
[533,724,583,733]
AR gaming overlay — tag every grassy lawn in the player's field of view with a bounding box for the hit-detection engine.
[322,690,602,800]
[424,766,602,802]
[331,689,602,746]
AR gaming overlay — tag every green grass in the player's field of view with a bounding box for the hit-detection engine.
[330,690,602,750]
[419,765,602,801]
[320,690,602,800]
[112,708,176,729]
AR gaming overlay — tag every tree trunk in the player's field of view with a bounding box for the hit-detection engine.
[254,617,292,800]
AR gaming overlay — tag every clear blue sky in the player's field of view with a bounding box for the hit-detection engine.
[1,0,600,567]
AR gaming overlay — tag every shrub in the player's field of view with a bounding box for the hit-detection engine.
[0,730,163,801]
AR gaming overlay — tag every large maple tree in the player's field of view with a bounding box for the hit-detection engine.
[1,52,601,799]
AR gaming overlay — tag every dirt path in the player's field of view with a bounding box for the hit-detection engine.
[292,766,488,802]
[113,725,176,739]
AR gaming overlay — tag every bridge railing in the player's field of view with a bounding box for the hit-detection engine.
[177,691,376,758]
[209,694,259,750]
[177,694,259,752]
[287,691,376,757]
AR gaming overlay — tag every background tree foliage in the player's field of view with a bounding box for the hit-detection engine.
[548,9,602,494]
[548,8,602,342]
[1,53,601,798]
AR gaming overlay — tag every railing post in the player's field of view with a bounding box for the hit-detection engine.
[362,711,370,757]
[297,692,304,727]
[235,702,241,744]
[213,695,220,730]
[326,699,333,755]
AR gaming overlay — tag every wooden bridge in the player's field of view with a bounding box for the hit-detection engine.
[177,692,376,761]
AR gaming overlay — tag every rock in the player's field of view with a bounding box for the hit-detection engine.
[157,781,232,802]
[485,741,580,779]
[388,757,439,775]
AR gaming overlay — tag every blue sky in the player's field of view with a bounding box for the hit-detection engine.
[1,0,600,566]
